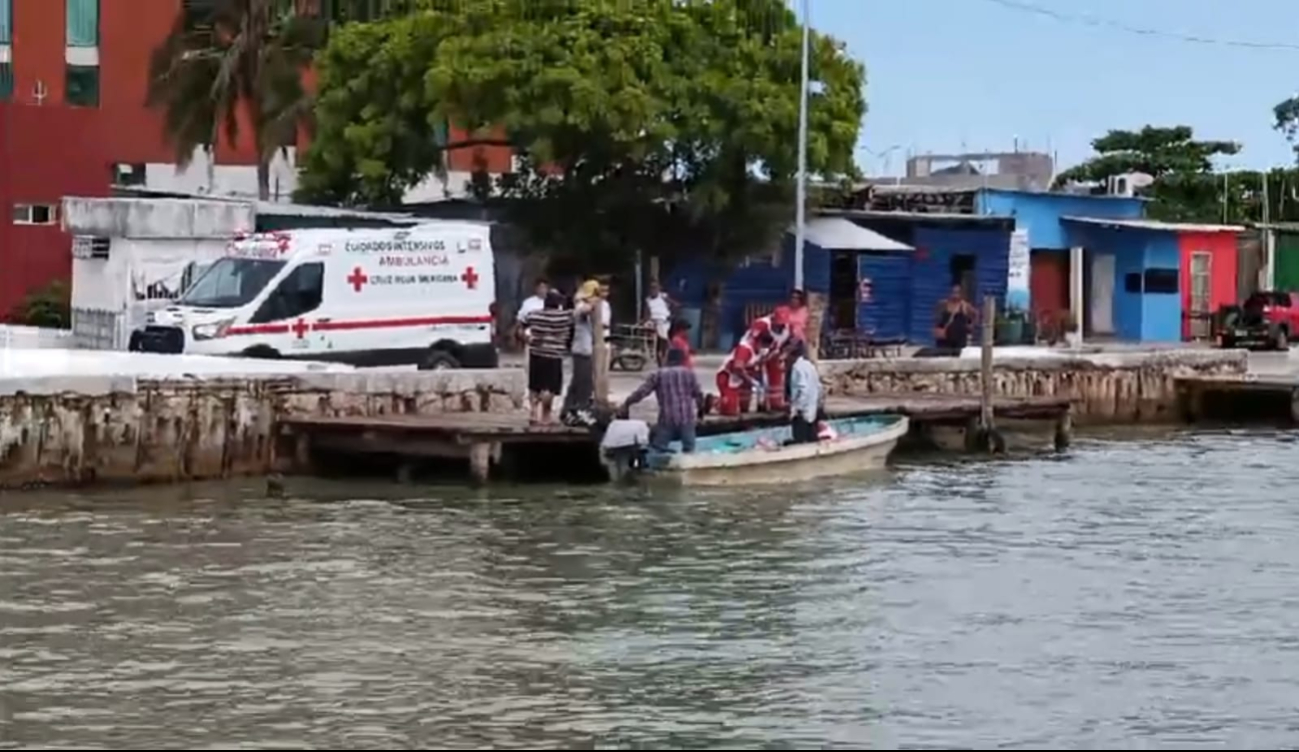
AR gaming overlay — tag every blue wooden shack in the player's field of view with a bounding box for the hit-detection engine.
[830,211,1017,345]
[662,216,912,349]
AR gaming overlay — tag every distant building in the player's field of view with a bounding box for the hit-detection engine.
[904,151,1055,192]
[0,0,515,315]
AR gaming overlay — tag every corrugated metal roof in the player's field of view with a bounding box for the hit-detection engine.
[1251,222,1299,232]
[798,217,913,251]
[822,208,1015,226]
[1061,216,1245,233]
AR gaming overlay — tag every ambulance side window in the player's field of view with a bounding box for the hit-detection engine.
[249,262,324,323]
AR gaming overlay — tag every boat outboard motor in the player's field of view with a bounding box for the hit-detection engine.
[600,419,651,483]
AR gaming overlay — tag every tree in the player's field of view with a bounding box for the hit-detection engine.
[7,280,71,329]
[298,0,866,269]
[147,0,324,200]
[1053,125,1240,222]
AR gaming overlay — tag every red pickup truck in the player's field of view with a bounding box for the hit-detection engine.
[1218,291,1299,350]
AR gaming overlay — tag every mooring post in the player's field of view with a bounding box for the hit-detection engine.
[592,296,610,406]
[468,442,492,485]
[1053,408,1074,452]
[979,296,996,434]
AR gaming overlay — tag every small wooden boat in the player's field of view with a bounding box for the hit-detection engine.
[645,414,909,486]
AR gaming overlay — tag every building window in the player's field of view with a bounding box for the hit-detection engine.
[66,0,99,47]
[66,65,99,107]
[182,0,218,30]
[13,204,59,226]
[0,0,10,45]
[0,63,11,102]
[1143,268,1180,295]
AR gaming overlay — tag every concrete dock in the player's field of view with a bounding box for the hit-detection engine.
[278,392,1075,484]
[0,345,1256,489]
[1177,374,1299,423]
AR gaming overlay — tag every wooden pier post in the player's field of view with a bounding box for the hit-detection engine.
[976,296,1005,453]
[1053,408,1073,452]
[468,442,492,485]
[592,296,610,405]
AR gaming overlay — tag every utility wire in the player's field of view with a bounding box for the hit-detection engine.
[979,0,1299,51]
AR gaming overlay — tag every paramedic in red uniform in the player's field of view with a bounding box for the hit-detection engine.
[715,306,792,415]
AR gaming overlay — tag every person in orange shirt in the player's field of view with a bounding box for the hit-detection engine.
[668,319,694,368]
[787,288,810,344]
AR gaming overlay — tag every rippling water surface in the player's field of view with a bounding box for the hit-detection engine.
[3,429,1299,749]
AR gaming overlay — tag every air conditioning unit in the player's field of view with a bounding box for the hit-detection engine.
[113,162,146,186]
[1106,172,1154,197]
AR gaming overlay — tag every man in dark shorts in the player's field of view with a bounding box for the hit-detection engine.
[522,292,573,424]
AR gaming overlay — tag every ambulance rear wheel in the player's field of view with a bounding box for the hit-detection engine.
[242,345,281,359]
[419,350,461,370]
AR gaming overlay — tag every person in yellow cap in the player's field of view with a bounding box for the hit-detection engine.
[562,278,611,424]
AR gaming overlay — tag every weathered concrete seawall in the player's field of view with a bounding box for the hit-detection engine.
[0,370,524,488]
[822,350,1248,424]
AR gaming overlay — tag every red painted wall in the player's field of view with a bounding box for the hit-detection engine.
[0,103,110,316]
[10,0,515,166]
[1178,231,1238,340]
[3,0,515,311]
[1029,249,1069,320]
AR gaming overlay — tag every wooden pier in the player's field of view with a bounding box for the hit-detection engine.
[278,393,1073,484]
[1176,375,1299,423]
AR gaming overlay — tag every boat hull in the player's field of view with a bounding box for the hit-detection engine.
[648,415,909,487]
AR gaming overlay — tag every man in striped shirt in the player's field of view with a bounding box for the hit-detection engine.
[522,293,574,424]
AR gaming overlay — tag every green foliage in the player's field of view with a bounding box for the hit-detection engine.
[299,0,866,268]
[1055,125,1243,224]
[147,0,324,200]
[8,281,71,329]
[1053,126,1239,188]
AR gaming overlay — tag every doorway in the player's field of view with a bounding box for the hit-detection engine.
[1089,253,1116,335]
[1189,251,1212,340]
[950,254,976,299]
[828,251,859,330]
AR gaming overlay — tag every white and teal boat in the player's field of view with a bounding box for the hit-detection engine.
[643,414,909,486]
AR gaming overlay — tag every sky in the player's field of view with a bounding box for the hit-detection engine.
[803,0,1299,176]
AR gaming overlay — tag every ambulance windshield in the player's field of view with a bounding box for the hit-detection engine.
[178,258,286,308]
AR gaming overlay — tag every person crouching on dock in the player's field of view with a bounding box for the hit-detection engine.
[620,347,706,453]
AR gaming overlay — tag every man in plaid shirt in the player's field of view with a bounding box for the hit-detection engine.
[621,347,705,453]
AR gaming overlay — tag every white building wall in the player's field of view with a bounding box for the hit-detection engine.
[140,147,486,204]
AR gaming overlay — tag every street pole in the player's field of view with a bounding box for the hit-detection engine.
[793,0,809,291]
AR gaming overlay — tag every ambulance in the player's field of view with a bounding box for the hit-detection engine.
[129,223,499,369]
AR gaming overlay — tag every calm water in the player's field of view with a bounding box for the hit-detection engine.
[3,429,1299,749]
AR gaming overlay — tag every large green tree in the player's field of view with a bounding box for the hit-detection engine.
[147,0,324,200]
[298,0,866,269]
[1052,125,1240,222]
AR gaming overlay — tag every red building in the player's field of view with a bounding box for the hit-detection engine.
[1179,229,1240,341]
[0,0,513,316]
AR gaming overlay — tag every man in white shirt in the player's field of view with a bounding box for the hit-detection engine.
[787,339,822,444]
[643,279,673,364]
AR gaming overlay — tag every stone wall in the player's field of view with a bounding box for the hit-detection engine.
[822,350,1248,424]
[0,369,524,488]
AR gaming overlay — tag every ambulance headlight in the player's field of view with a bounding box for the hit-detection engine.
[192,319,233,340]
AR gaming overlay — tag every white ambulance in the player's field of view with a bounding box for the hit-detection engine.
[129,223,499,369]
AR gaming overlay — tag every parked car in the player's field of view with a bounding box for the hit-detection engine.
[1215,291,1299,350]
